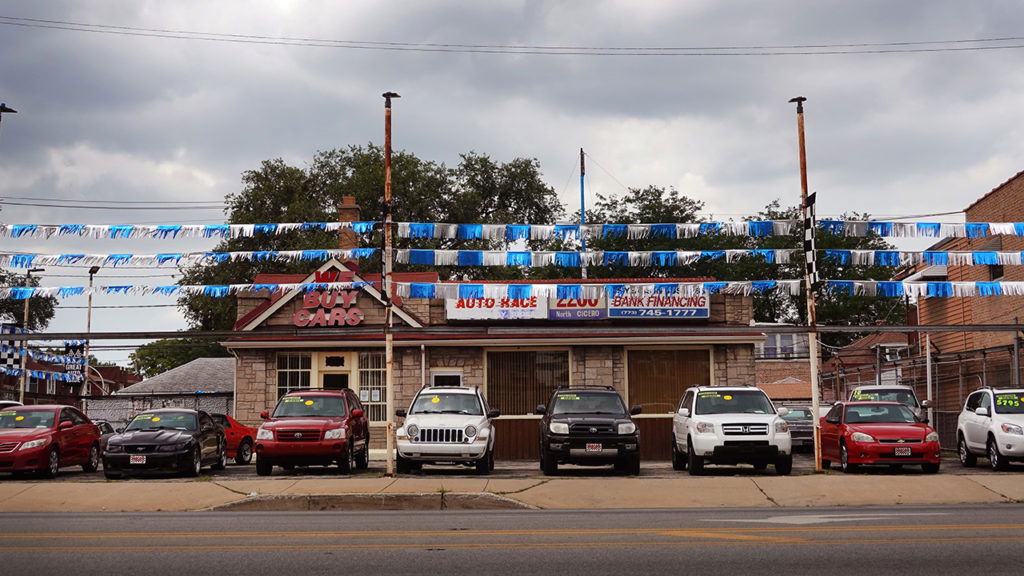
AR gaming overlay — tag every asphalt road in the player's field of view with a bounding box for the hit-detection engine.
[2,505,1023,575]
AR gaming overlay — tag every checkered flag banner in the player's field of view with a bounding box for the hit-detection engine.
[1,324,22,371]
[804,192,819,290]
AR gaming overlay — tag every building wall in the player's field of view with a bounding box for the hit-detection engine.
[714,344,755,387]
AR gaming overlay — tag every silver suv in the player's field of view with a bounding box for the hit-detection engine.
[395,385,499,474]
[849,384,930,421]
[957,388,1024,471]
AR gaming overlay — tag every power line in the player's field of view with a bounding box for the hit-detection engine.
[3,16,1024,56]
[0,195,224,205]
[0,200,224,210]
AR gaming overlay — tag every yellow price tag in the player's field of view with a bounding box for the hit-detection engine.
[431,397,440,404]
[305,400,314,406]
[723,395,733,400]
[15,415,24,421]
[152,417,161,422]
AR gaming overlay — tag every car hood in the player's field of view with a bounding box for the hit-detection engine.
[549,414,632,425]
[262,417,344,430]
[0,428,50,441]
[403,414,489,428]
[845,422,933,439]
[109,429,193,445]
[686,413,782,424]
[994,413,1024,424]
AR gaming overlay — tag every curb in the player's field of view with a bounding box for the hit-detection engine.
[207,492,537,512]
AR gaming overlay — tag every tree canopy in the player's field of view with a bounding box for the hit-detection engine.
[0,270,57,331]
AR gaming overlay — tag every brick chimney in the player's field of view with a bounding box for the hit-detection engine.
[338,196,361,251]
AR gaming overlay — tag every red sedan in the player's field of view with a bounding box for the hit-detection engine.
[211,413,256,465]
[820,401,941,473]
[0,404,101,478]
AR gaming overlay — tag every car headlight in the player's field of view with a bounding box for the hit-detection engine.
[256,427,274,440]
[1001,423,1024,436]
[324,427,346,440]
[775,421,789,433]
[158,442,189,452]
[464,425,478,437]
[618,422,636,435]
[19,438,48,451]
[694,421,714,434]
[925,431,940,442]
[549,422,569,435]
[105,443,124,453]
[850,432,875,443]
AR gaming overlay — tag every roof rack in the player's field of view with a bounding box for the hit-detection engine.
[555,384,616,391]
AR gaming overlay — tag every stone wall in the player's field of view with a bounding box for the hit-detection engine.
[570,346,625,393]
[713,344,756,387]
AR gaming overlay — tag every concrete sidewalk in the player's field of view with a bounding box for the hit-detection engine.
[2,473,1023,512]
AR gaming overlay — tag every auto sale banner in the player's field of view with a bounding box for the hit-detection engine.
[608,293,709,318]
[446,296,548,320]
[446,294,708,320]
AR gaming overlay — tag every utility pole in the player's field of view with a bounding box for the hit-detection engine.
[18,268,44,403]
[84,266,101,395]
[790,96,823,473]
[382,91,400,477]
[580,148,588,279]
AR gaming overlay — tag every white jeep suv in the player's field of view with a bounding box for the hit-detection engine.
[395,386,499,474]
[957,387,1024,471]
[671,386,793,475]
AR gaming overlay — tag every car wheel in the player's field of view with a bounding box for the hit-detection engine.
[687,438,704,476]
[338,445,354,474]
[396,454,412,474]
[628,455,641,476]
[185,447,202,477]
[988,437,1009,471]
[82,443,99,473]
[775,454,793,476]
[235,439,253,465]
[255,457,273,476]
[488,448,495,471]
[840,442,858,473]
[922,462,940,474]
[40,447,60,479]
[475,450,492,475]
[671,436,687,471]
[958,434,976,468]
[355,440,369,470]
[541,450,558,476]
[212,440,227,471]
[103,468,123,480]
[821,457,832,470]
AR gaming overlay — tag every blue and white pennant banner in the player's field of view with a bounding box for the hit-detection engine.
[0,344,88,366]
[0,249,376,269]
[396,249,796,267]
[0,222,377,240]
[0,365,83,382]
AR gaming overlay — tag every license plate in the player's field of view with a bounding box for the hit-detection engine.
[894,446,912,457]
[585,443,602,453]
[129,455,146,465]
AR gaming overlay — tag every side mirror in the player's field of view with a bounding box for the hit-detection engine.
[777,407,790,417]
[535,404,547,415]
[921,399,933,408]
[487,409,500,419]
[59,421,73,430]
[351,409,364,418]
[630,406,642,415]
[395,409,406,418]
[677,408,690,418]
[260,410,270,420]
[976,407,990,417]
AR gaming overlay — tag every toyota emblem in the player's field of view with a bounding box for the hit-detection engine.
[294,432,302,438]
[589,427,598,433]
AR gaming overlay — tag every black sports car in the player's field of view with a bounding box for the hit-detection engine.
[103,408,226,478]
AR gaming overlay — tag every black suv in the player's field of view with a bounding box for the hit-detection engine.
[536,386,642,476]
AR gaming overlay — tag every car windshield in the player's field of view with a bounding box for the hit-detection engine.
[695,390,775,415]
[994,393,1024,414]
[551,392,626,415]
[409,393,483,415]
[844,404,917,424]
[125,412,197,431]
[273,395,345,418]
[850,388,919,408]
[0,409,56,429]
[782,408,812,421]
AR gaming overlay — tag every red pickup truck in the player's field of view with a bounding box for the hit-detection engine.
[254,389,370,476]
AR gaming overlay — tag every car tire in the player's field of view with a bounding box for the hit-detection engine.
[212,440,227,471]
[687,438,704,476]
[922,462,940,474]
[40,447,60,479]
[775,454,793,476]
[82,443,100,473]
[235,439,253,465]
[255,457,273,476]
[671,436,687,471]
[988,437,1009,471]
[355,440,369,470]
[103,468,122,480]
[840,442,858,473]
[185,447,202,477]
[338,445,354,474]
[958,434,976,468]
[821,458,832,470]
[396,454,412,474]
[475,450,492,475]
[541,450,558,476]
[627,455,640,476]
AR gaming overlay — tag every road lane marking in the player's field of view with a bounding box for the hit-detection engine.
[709,513,949,525]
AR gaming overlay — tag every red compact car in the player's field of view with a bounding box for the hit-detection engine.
[820,401,941,473]
[211,413,256,465]
[0,404,101,478]
[255,389,370,476]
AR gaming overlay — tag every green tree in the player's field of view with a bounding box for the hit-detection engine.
[0,270,57,331]
[129,338,231,378]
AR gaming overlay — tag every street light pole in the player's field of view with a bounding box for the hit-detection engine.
[18,267,44,404]
[382,91,400,477]
[83,266,100,396]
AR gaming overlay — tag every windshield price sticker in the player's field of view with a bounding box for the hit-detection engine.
[852,390,880,400]
[557,394,580,401]
[431,397,441,404]
[698,391,721,398]
[15,415,24,421]
[0,411,15,417]
[304,400,314,405]
[135,414,155,420]
[283,397,304,403]
[995,394,1023,407]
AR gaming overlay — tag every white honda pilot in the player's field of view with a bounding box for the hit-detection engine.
[395,385,499,474]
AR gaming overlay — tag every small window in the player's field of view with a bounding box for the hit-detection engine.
[990,264,1005,281]
[324,355,346,368]
[431,372,463,387]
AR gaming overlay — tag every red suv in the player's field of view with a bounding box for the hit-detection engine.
[0,404,101,478]
[255,389,370,476]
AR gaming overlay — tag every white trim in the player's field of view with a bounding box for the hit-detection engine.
[223,335,763,350]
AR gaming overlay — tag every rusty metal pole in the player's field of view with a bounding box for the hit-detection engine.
[580,148,588,280]
[790,96,823,473]
[382,91,400,477]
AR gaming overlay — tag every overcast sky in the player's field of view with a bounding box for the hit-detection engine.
[3,1,1024,365]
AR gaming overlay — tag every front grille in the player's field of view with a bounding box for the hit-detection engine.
[0,441,19,453]
[414,428,465,444]
[722,423,769,435]
[276,429,322,442]
[125,445,156,453]
[569,423,614,435]
[878,438,923,444]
